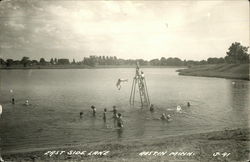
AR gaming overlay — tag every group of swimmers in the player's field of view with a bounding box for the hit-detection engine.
[8,96,191,126]
[11,97,29,106]
[79,105,124,128]
[149,102,191,122]
[149,104,171,121]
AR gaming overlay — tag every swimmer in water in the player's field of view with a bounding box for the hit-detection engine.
[80,112,83,118]
[161,113,167,121]
[112,106,118,118]
[12,98,15,104]
[166,114,171,121]
[103,108,107,122]
[176,105,182,113]
[141,71,145,78]
[117,113,124,128]
[25,99,29,106]
[91,105,96,117]
[149,104,154,112]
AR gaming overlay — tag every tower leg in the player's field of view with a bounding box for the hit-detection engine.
[132,79,137,105]
[144,79,150,106]
[129,78,135,104]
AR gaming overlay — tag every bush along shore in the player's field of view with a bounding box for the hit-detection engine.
[177,64,249,80]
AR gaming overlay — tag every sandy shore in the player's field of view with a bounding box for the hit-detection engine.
[1,127,249,162]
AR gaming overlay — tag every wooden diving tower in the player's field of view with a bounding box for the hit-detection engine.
[129,62,150,107]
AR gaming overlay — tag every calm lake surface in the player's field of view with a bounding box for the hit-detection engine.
[0,68,249,152]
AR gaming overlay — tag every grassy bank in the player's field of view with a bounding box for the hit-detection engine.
[177,64,249,80]
[1,128,249,162]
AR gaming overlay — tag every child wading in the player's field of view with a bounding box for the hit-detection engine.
[91,105,96,117]
[149,104,154,112]
[103,108,107,122]
[117,113,124,128]
[12,98,15,104]
[80,112,83,118]
[161,113,167,121]
[112,106,118,119]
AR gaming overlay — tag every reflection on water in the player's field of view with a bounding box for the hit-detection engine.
[229,80,249,128]
[0,69,249,152]
[117,128,123,139]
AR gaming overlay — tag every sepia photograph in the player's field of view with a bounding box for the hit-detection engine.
[0,0,249,161]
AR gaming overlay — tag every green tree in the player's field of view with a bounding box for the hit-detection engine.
[225,42,249,64]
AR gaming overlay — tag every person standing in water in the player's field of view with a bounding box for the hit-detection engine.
[149,104,154,112]
[10,89,15,105]
[112,106,118,118]
[80,112,83,119]
[11,98,15,104]
[161,113,167,121]
[112,106,118,127]
[117,113,124,128]
[187,102,191,107]
[103,108,107,122]
[91,105,96,117]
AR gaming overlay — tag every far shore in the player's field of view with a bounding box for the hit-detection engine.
[1,64,249,81]
[1,127,249,162]
[177,64,249,81]
[0,64,186,69]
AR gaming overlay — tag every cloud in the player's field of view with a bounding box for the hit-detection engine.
[0,0,249,61]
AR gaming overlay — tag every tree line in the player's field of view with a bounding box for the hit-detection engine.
[0,42,249,67]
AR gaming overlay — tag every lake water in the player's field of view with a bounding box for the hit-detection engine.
[0,68,249,153]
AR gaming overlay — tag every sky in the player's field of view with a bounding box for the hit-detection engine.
[0,0,249,61]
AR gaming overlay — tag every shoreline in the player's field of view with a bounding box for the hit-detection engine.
[177,64,249,81]
[0,65,186,70]
[1,127,249,161]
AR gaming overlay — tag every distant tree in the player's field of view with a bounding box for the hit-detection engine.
[0,58,5,65]
[165,57,183,66]
[54,58,58,64]
[186,60,200,66]
[160,57,167,65]
[114,56,118,65]
[6,59,14,67]
[72,59,76,64]
[83,57,95,66]
[50,58,54,65]
[149,59,161,66]
[225,42,249,64]
[207,57,225,64]
[39,58,46,65]
[20,56,29,67]
[13,60,21,65]
[57,58,70,65]
[199,60,207,65]
[31,60,38,65]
